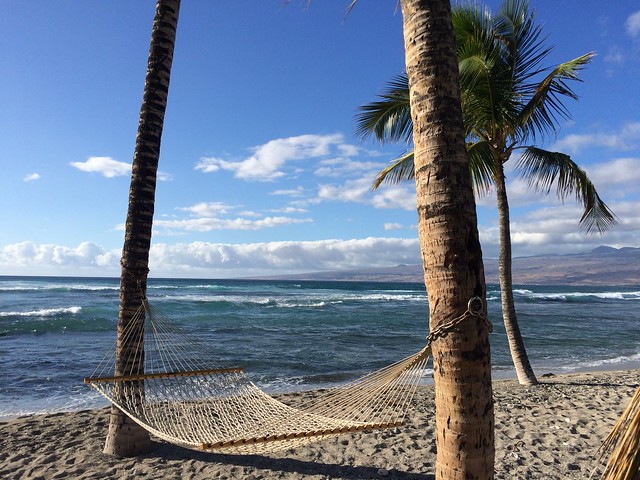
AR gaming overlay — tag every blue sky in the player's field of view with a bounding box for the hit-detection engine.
[1,0,639,278]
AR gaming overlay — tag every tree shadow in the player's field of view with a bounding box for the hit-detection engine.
[150,441,435,480]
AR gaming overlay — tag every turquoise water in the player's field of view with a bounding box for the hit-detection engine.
[1,276,639,418]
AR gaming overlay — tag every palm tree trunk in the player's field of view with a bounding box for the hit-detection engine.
[494,163,538,386]
[399,1,494,478]
[103,0,181,457]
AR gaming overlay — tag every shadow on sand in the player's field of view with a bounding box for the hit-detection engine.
[150,441,435,480]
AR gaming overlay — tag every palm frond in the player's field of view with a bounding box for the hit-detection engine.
[454,1,521,140]
[370,151,415,190]
[494,0,552,83]
[516,147,617,233]
[355,74,412,145]
[467,140,497,196]
[516,52,594,143]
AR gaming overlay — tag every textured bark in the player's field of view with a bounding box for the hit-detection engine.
[494,163,538,386]
[103,0,181,457]
[399,0,494,478]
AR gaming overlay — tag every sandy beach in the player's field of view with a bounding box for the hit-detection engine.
[1,369,638,480]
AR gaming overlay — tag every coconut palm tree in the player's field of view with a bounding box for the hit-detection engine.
[103,0,181,456]
[358,0,616,386]
[399,0,494,478]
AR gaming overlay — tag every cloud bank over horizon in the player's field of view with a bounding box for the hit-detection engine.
[0,238,421,278]
[2,227,639,279]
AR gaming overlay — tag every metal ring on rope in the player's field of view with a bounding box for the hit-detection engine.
[426,296,491,345]
[467,296,483,316]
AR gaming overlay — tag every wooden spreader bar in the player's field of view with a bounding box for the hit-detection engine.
[84,367,243,384]
[200,421,405,450]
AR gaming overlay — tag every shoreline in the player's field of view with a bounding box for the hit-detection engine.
[2,368,639,479]
[5,361,640,422]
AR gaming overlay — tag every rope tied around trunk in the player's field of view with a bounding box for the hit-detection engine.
[426,296,492,345]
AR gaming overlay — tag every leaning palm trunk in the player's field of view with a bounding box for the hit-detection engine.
[399,0,494,478]
[494,164,538,386]
[103,0,181,457]
[597,386,640,480]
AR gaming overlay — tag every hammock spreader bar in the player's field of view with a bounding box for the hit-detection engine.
[200,420,405,451]
[84,367,243,384]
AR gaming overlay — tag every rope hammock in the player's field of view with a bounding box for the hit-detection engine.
[85,299,433,454]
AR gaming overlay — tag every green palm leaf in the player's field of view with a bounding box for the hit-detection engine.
[467,141,497,196]
[516,147,617,233]
[371,151,415,190]
[516,52,594,143]
[355,74,412,145]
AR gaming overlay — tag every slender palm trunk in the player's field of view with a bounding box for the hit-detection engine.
[494,163,538,386]
[400,1,494,478]
[103,0,181,457]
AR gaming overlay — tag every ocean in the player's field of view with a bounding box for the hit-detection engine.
[1,275,639,419]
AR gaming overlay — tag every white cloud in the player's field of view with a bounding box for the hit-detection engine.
[338,144,360,156]
[154,199,312,235]
[193,157,222,173]
[314,157,385,178]
[3,207,639,277]
[157,171,173,182]
[195,134,355,181]
[70,156,131,177]
[384,223,404,230]
[270,207,308,214]
[23,173,41,182]
[479,199,640,259]
[489,177,557,209]
[585,157,640,191]
[0,238,421,277]
[155,216,311,232]
[477,154,639,213]
[553,122,640,154]
[238,210,263,218]
[317,177,416,211]
[149,237,421,276]
[177,202,233,217]
[371,185,416,210]
[604,48,625,65]
[0,241,120,275]
[317,178,370,204]
[270,186,305,196]
[626,10,640,38]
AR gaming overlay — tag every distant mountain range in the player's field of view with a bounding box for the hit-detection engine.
[261,246,640,286]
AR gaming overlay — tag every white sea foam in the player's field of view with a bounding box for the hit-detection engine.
[0,306,82,317]
[576,352,640,369]
[154,292,426,305]
[516,290,640,301]
[0,390,108,420]
[513,289,534,295]
[276,301,329,308]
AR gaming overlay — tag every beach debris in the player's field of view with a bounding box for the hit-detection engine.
[596,385,640,480]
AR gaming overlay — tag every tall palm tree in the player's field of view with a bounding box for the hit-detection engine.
[358,0,616,386]
[399,0,494,478]
[103,0,181,456]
